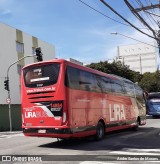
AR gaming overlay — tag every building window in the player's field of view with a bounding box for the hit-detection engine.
[16,42,24,53]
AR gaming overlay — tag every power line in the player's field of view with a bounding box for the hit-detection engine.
[79,0,160,47]
[99,0,157,40]
[111,32,158,48]
[145,0,159,23]
[124,0,160,57]
[129,0,160,27]
[130,0,152,32]
[124,0,157,38]
[78,0,136,28]
[129,0,159,32]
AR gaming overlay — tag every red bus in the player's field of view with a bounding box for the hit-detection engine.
[21,59,146,140]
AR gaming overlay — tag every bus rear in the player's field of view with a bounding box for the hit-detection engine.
[21,59,70,138]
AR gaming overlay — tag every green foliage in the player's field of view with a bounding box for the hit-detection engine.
[87,60,142,83]
[87,60,160,92]
[139,71,160,92]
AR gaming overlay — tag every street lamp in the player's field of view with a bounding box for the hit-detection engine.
[6,55,36,131]
[111,32,159,74]
[111,32,158,48]
[111,32,145,74]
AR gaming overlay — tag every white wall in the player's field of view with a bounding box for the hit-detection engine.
[0,23,18,104]
[118,42,158,74]
[0,23,55,104]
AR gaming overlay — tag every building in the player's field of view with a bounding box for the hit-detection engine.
[116,42,158,74]
[0,23,55,104]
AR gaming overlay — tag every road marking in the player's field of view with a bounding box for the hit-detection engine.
[110,151,160,155]
[130,149,160,152]
[109,148,160,155]
[120,132,144,138]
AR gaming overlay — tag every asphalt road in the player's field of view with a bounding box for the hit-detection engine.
[0,115,160,164]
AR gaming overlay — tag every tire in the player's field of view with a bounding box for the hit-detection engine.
[95,122,104,141]
[132,118,139,131]
[152,115,158,118]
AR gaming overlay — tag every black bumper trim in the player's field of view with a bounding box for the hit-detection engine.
[23,128,72,134]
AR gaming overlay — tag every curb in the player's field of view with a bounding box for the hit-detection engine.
[0,131,22,136]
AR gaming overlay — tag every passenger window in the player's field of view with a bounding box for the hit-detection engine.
[124,81,135,96]
[134,84,145,103]
[98,76,112,93]
[65,66,80,89]
[79,71,101,92]
[65,66,101,92]
[111,80,125,94]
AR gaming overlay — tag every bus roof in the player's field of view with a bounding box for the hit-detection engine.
[22,58,131,82]
[108,74,134,84]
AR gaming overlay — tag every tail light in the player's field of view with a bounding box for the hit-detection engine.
[63,112,67,123]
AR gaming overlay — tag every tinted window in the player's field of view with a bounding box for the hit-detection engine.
[124,80,135,96]
[111,80,125,94]
[134,84,145,103]
[98,76,112,93]
[135,85,142,97]
[65,66,101,92]
[65,66,80,89]
[24,64,60,88]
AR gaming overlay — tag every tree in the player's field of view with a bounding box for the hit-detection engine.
[139,71,160,92]
[87,60,160,92]
[87,60,142,83]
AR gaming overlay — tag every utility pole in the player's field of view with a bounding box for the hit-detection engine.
[124,0,160,57]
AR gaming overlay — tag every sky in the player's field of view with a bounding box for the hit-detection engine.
[0,0,157,65]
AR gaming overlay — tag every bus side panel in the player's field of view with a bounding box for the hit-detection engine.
[67,89,103,133]
[103,94,137,130]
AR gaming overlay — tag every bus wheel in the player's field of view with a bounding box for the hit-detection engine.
[133,117,140,131]
[95,122,104,141]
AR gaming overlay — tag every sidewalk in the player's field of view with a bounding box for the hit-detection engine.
[0,131,22,136]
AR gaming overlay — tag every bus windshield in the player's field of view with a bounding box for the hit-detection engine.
[148,99,160,105]
[23,63,60,88]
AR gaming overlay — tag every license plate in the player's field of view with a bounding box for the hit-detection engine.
[38,129,46,133]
